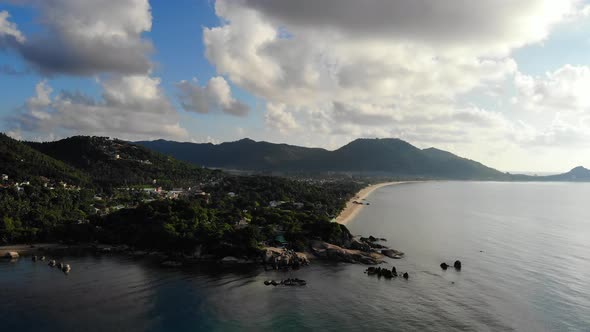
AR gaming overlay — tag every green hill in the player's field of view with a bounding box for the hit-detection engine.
[0,133,90,185]
[27,136,211,189]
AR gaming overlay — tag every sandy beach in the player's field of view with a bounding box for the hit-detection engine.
[335,182,409,225]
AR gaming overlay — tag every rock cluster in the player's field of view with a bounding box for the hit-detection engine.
[440,260,462,271]
[45,258,71,273]
[264,278,307,286]
[365,266,410,279]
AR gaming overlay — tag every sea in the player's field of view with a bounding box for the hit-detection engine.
[1,181,589,331]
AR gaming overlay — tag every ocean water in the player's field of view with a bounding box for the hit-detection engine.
[1,181,589,331]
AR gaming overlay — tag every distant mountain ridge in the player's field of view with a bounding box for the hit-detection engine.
[136,137,506,180]
[2,134,588,183]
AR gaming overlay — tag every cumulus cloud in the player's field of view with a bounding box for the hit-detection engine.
[0,10,25,47]
[514,65,590,113]
[200,0,590,170]
[13,76,188,140]
[2,0,152,75]
[176,76,250,116]
[204,0,579,103]
[508,64,590,148]
[265,102,299,132]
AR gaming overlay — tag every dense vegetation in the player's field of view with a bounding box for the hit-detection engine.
[1,134,364,254]
[98,178,358,256]
[0,186,95,243]
[0,134,90,185]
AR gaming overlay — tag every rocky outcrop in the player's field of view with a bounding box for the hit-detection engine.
[381,249,404,259]
[349,237,371,252]
[310,241,383,265]
[263,247,309,270]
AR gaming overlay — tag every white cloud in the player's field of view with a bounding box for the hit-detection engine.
[201,0,590,171]
[14,76,188,141]
[0,10,25,47]
[3,0,152,75]
[265,102,299,132]
[514,65,590,113]
[176,76,250,116]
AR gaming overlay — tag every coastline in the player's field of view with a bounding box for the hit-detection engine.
[335,181,409,225]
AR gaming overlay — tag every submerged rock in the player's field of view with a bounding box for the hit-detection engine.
[161,260,183,267]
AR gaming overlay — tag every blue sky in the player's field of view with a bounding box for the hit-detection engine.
[2,0,590,172]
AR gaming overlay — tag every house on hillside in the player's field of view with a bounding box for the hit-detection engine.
[269,200,286,208]
[236,218,250,229]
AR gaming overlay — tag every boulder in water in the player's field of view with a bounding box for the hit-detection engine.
[3,252,19,259]
[62,264,71,273]
[403,272,409,279]
[454,260,462,270]
[381,269,393,279]
[48,260,56,267]
[440,262,449,270]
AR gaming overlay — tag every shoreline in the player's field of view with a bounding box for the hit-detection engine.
[335,181,411,225]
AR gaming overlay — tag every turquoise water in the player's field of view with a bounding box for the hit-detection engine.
[1,182,589,331]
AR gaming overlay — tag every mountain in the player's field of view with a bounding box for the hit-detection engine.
[0,133,90,185]
[136,138,327,171]
[136,137,508,180]
[542,166,590,181]
[26,136,210,188]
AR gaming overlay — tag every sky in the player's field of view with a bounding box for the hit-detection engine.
[1,1,590,172]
